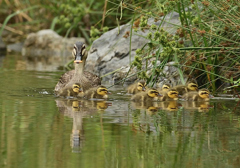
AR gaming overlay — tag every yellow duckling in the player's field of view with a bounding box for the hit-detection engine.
[57,83,84,98]
[127,80,147,94]
[173,81,198,95]
[159,88,179,101]
[131,88,162,102]
[182,88,213,101]
[84,85,110,99]
[158,83,171,94]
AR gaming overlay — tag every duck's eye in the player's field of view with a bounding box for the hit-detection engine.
[191,84,198,88]
[138,84,143,87]
[201,92,208,95]
[100,89,108,92]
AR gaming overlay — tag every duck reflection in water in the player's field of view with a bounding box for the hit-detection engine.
[182,101,213,112]
[55,99,111,153]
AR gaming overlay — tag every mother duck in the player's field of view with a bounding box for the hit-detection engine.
[54,42,101,93]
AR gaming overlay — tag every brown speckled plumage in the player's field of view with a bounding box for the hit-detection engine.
[54,70,101,93]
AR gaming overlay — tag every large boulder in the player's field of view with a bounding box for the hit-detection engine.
[22,29,85,57]
[85,12,181,83]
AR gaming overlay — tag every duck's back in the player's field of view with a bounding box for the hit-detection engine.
[54,70,101,93]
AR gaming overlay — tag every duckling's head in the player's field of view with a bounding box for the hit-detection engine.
[187,81,198,91]
[167,89,179,99]
[162,83,171,91]
[72,42,87,64]
[97,86,110,99]
[198,88,212,99]
[137,80,147,92]
[147,89,162,98]
[72,83,83,93]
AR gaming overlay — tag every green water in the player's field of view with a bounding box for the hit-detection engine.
[0,54,240,168]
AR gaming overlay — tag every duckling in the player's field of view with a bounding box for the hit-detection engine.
[127,80,147,94]
[158,83,171,94]
[131,88,162,102]
[57,83,84,98]
[84,85,110,99]
[173,81,198,95]
[182,88,213,101]
[54,42,101,94]
[159,88,179,101]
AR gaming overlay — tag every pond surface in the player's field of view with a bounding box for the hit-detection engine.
[1,53,240,168]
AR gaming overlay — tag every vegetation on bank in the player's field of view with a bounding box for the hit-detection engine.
[0,0,239,92]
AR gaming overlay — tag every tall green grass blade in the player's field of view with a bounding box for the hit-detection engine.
[0,5,38,36]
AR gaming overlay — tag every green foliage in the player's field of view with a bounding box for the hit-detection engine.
[126,0,240,92]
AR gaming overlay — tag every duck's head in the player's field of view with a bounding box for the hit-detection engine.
[162,83,171,91]
[137,80,147,92]
[72,83,83,93]
[187,81,198,91]
[198,88,213,99]
[97,86,110,99]
[147,89,162,98]
[167,89,179,99]
[72,42,87,64]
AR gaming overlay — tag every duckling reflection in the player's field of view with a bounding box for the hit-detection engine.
[146,106,160,116]
[158,101,179,111]
[81,100,111,112]
[182,101,213,112]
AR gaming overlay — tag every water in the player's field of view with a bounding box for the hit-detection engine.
[0,53,240,168]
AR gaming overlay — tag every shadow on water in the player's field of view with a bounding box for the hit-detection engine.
[1,53,240,167]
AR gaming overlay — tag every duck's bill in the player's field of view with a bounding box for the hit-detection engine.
[209,94,214,98]
[74,60,83,63]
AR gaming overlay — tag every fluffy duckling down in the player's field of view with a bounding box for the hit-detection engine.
[84,85,110,99]
[182,88,214,101]
[127,80,147,94]
[131,88,162,102]
[57,83,84,98]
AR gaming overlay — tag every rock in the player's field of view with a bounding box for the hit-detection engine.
[7,42,24,52]
[0,37,6,54]
[85,11,181,82]
[22,29,85,57]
